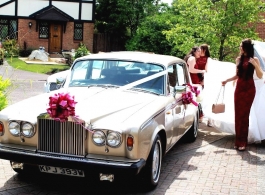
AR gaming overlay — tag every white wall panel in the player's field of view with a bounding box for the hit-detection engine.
[17,0,49,16]
[81,3,93,21]
[52,2,79,19]
[0,1,15,16]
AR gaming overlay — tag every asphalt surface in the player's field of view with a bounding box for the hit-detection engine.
[0,61,49,105]
[0,61,265,195]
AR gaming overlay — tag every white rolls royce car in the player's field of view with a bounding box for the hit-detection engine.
[0,51,200,188]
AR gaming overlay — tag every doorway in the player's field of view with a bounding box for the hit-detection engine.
[49,23,62,53]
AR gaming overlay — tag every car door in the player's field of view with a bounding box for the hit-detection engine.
[167,64,187,145]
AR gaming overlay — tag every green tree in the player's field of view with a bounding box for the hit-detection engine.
[164,0,264,61]
[126,11,178,55]
[95,0,127,36]
[95,0,162,37]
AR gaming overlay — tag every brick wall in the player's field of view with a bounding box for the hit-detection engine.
[256,13,265,41]
[17,19,94,53]
[18,19,48,50]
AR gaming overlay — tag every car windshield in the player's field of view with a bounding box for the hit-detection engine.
[68,60,165,94]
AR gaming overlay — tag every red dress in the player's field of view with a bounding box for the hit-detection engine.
[188,62,201,84]
[234,58,255,147]
[196,56,208,82]
[197,56,208,70]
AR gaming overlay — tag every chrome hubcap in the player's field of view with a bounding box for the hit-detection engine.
[194,114,198,137]
[152,141,160,180]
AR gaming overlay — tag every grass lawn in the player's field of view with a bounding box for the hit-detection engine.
[6,57,70,74]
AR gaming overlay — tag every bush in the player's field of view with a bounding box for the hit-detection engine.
[0,48,4,65]
[2,39,19,58]
[19,49,33,57]
[74,43,90,59]
[0,76,11,110]
[19,41,33,57]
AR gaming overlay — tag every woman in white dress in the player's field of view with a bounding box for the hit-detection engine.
[202,58,265,143]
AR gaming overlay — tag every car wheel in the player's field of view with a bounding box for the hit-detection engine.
[184,110,199,143]
[142,135,162,188]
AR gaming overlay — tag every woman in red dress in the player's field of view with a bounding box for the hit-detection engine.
[222,38,263,151]
[197,44,211,86]
[184,46,206,121]
[184,46,205,84]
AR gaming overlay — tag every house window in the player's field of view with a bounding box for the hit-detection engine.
[39,22,49,39]
[0,19,17,40]
[74,22,83,40]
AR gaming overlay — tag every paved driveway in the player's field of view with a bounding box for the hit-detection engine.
[0,63,265,195]
[0,61,49,105]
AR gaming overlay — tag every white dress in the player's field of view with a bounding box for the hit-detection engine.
[202,58,265,143]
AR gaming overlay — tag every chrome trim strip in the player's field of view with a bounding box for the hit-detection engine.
[0,144,140,166]
[0,143,36,152]
[140,107,165,130]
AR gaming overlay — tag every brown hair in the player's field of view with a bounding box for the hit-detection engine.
[237,38,254,80]
[200,44,210,57]
[184,46,200,62]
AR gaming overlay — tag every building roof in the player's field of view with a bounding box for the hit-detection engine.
[29,5,74,21]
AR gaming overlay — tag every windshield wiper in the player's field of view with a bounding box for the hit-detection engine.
[128,87,161,95]
[87,84,120,89]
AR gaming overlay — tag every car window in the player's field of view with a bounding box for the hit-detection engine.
[168,65,177,83]
[176,63,186,86]
[71,61,90,80]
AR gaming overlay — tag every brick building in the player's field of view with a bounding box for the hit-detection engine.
[0,0,94,54]
[256,13,265,40]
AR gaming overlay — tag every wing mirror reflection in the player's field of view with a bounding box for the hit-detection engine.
[56,77,65,84]
[49,77,66,92]
[174,86,186,93]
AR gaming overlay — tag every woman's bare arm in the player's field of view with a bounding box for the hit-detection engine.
[188,56,205,73]
[250,57,263,79]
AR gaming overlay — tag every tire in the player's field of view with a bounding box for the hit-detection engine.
[142,135,162,188]
[184,110,199,143]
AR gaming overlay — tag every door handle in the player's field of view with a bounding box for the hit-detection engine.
[175,106,181,114]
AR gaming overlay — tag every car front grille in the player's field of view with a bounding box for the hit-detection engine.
[37,118,86,156]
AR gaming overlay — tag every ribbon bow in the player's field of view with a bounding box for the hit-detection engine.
[181,91,198,106]
[47,93,76,122]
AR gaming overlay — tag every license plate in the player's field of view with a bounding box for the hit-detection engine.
[39,165,85,177]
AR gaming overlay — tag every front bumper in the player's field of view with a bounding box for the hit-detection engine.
[0,144,146,175]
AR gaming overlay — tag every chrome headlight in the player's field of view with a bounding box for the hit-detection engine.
[107,132,122,147]
[92,130,105,145]
[9,121,20,136]
[22,122,35,138]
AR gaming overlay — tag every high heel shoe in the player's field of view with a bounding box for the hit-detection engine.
[207,120,213,127]
[238,146,246,151]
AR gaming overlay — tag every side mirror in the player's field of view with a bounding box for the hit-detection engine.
[56,77,65,84]
[49,82,62,92]
[174,86,186,93]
